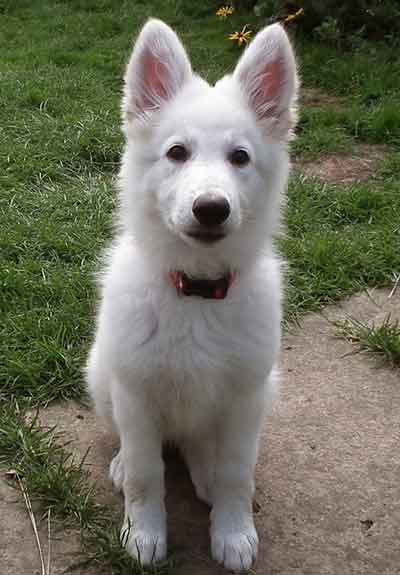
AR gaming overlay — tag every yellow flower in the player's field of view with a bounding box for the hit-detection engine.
[229,25,252,47]
[284,7,304,24]
[216,5,234,18]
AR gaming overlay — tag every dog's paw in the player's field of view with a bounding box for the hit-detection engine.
[121,523,167,565]
[211,525,258,573]
[109,450,124,491]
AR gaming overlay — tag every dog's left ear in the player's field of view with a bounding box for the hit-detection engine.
[123,19,192,124]
[233,24,298,139]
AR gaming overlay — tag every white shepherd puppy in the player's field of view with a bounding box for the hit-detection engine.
[86,18,298,572]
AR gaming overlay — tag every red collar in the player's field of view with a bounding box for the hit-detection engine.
[169,270,235,299]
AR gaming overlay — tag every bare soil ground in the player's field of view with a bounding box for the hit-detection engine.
[298,144,387,185]
[301,87,344,108]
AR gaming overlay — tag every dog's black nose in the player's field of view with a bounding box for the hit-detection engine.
[192,194,230,228]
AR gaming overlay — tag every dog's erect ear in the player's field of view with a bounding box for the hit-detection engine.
[233,24,298,138]
[123,19,192,123]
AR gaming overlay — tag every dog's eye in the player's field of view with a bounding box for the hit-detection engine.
[229,149,250,167]
[167,144,189,163]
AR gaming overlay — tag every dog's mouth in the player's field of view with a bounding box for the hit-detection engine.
[185,230,226,244]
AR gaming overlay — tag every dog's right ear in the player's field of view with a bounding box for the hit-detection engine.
[232,23,298,139]
[123,19,192,124]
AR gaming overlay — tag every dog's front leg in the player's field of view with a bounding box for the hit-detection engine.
[112,380,167,565]
[211,385,265,572]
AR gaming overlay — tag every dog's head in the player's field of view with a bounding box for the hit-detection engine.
[119,19,298,272]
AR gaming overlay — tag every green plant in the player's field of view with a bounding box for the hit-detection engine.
[336,316,400,367]
[251,0,400,41]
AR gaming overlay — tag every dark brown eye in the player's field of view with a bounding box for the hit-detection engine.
[229,148,250,167]
[167,144,189,163]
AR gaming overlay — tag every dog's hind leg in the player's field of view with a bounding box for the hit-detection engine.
[85,344,112,422]
[109,449,124,491]
[181,434,216,506]
[85,345,116,438]
[86,344,126,492]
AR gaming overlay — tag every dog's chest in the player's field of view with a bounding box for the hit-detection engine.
[133,298,239,434]
[113,276,277,385]
[146,296,238,377]
[104,259,280,435]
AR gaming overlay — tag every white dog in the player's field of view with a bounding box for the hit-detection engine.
[86,18,298,572]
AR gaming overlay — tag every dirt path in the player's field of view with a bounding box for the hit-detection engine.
[1,289,399,575]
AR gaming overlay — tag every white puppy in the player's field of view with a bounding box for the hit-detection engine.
[86,18,298,572]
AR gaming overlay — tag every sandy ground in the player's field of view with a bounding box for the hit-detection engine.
[1,288,399,575]
[297,144,387,184]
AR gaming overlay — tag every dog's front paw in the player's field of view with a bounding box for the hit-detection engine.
[121,522,167,566]
[211,523,258,573]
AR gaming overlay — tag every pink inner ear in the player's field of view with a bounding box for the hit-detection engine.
[253,58,284,120]
[137,48,170,112]
[263,60,283,102]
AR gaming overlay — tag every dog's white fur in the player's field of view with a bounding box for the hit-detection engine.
[86,19,298,572]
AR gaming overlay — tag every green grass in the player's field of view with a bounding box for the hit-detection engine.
[0,404,99,525]
[293,38,400,158]
[282,174,400,318]
[299,39,400,100]
[0,174,115,404]
[1,1,400,573]
[335,316,400,367]
[293,99,400,160]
